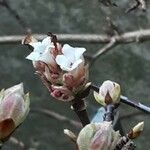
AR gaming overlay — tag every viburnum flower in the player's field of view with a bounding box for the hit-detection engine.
[77,121,120,150]
[23,33,88,102]
[0,83,30,142]
[94,80,121,106]
[56,44,86,71]
[26,37,54,63]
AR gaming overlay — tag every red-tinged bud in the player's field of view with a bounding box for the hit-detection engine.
[50,85,74,102]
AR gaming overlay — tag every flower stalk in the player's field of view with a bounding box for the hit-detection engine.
[71,99,90,127]
[104,104,115,122]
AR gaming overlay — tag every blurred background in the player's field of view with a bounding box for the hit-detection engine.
[0,0,150,149]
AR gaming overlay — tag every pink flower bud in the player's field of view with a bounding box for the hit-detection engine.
[50,85,74,102]
[0,83,30,142]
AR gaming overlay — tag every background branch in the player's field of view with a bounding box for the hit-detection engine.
[0,0,30,31]
[91,38,116,63]
[31,108,81,128]
[1,29,150,44]
[9,137,28,150]
[126,0,146,12]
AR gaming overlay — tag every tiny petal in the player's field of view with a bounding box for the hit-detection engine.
[74,48,86,60]
[56,44,86,71]
[26,52,41,61]
[42,37,51,46]
[55,55,71,71]
[62,44,76,63]
[70,59,82,71]
[29,42,44,52]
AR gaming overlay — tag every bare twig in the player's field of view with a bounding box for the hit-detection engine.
[31,108,81,128]
[99,0,117,7]
[126,0,146,13]
[91,38,116,63]
[120,95,150,113]
[0,0,30,31]
[105,17,122,36]
[90,84,150,113]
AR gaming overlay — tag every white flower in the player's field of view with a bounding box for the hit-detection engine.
[26,37,54,64]
[55,44,86,71]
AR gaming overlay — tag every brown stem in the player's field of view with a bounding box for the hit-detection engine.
[71,99,90,127]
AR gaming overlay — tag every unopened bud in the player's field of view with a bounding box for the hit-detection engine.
[0,83,30,142]
[128,122,144,139]
[94,80,121,106]
[77,122,120,150]
[64,129,77,142]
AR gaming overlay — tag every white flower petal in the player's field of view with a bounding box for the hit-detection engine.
[70,59,82,71]
[56,55,71,71]
[39,49,53,64]
[30,42,47,54]
[42,37,55,49]
[62,44,76,63]
[75,48,86,60]
[26,52,40,61]
[42,37,51,46]
[29,42,41,49]
[56,44,86,71]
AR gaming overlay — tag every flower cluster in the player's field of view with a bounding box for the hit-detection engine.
[0,83,30,142]
[24,34,88,102]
